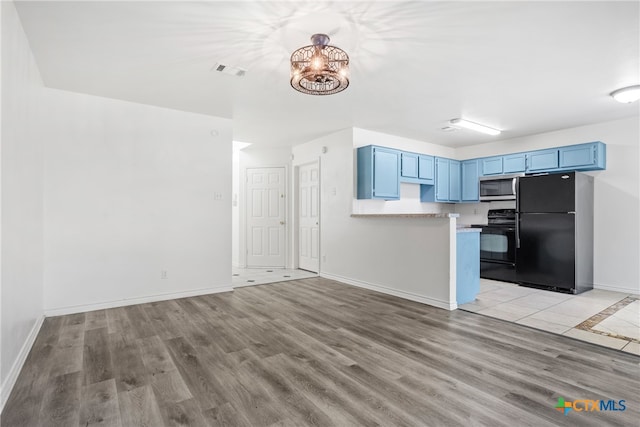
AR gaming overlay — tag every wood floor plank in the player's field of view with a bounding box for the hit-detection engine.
[117,385,164,427]
[163,337,228,411]
[108,333,149,392]
[78,379,122,427]
[38,371,82,427]
[3,277,639,426]
[149,370,193,405]
[85,309,108,331]
[83,327,114,385]
[156,397,209,427]
[138,335,177,375]
[123,305,156,339]
[241,358,335,427]
[196,347,283,426]
[201,402,253,427]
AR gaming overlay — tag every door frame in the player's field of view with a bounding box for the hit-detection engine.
[293,159,321,272]
[240,165,289,268]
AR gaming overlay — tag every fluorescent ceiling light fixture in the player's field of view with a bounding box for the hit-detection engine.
[449,118,501,136]
[610,85,640,103]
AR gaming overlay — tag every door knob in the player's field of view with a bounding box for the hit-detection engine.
[280,221,285,225]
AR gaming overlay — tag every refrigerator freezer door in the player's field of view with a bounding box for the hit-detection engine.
[516,213,575,290]
[518,173,575,213]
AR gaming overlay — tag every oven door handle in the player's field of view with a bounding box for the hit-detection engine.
[515,213,520,248]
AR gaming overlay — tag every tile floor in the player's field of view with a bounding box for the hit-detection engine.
[232,267,318,288]
[459,279,639,355]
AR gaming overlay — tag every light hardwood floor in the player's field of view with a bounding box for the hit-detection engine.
[2,277,639,426]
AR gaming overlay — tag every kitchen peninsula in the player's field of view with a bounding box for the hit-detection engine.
[336,213,480,310]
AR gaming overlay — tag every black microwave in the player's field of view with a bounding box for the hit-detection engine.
[479,173,524,201]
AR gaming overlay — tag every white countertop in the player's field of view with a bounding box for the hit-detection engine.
[351,213,459,218]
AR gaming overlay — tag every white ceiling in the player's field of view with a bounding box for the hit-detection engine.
[14,1,640,147]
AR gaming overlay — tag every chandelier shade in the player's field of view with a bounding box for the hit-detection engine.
[290,34,350,95]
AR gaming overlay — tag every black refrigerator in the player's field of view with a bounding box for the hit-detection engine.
[516,172,594,294]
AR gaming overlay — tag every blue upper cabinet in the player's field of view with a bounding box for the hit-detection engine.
[435,158,450,201]
[503,153,527,173]
[418,155,435,184]
[481,156,503,176]
[526,148,559,172]
[449,160,461,202]
[357,145,400,200]
[357,142,605,203]
[559,142,606,170]
[400,152,418,178]
[420,157,460,202]
[461,159,479,202]
[400,152,434,185]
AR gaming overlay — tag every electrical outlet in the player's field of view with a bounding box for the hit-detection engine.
[161,270,168,279]
[214,192,223,200]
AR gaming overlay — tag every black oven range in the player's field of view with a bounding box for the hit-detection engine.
[472,209,517,283]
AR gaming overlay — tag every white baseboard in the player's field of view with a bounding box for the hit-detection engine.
[1,314,45,413]
[594,283,640,296]
[44,286,234,317]
[320,272,457,311]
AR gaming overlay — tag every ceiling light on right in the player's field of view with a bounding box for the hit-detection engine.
[449,118,501,136]
[610,85,640,103]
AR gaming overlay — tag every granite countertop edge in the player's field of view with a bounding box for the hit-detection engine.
[456,227,482,233]
[350,213,460,218]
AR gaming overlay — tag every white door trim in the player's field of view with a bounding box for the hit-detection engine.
[294,160,321,273]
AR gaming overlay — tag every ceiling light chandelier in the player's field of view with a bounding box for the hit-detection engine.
[290,34,349,95]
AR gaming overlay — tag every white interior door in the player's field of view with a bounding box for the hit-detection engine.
[246,167,286,268]
[298,162,319,273]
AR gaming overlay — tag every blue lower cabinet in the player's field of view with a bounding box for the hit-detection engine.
[357,145,400,200]
[461,159,479,202]
[456,230,480,305]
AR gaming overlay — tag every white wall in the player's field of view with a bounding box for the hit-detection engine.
[292,129,456,309]
[1,0,45,407]
[42,89,233,314]
[456,117,640,294]
[236,146,292,268]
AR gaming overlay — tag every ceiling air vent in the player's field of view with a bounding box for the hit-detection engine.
[441,126,459,132]
[213,63,246,77]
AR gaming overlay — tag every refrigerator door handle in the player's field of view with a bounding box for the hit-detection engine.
[516,213,521,248]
